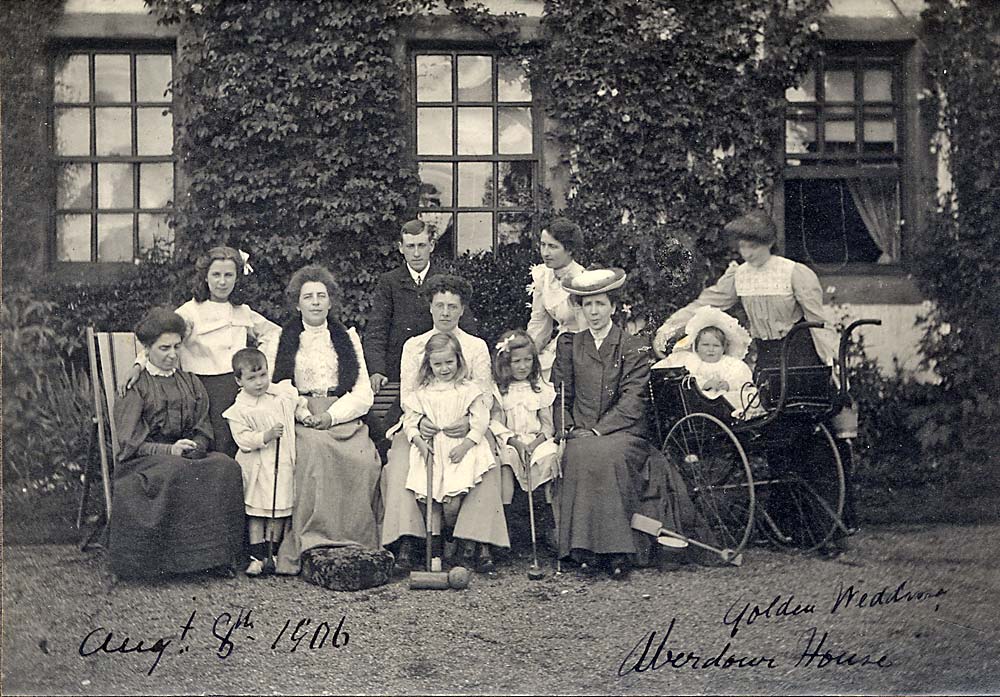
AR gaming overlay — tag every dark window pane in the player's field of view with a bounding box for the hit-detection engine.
[136,107,173,155]
[458,162,493,207]
[824,70,854,102]
[139,163,174,208]
[785,69,815,103]
[417,107,453,155]
[498,212,533,245]
[457,55,492,101]
[419,211,454,256]
[457,107,492,155]
[56,214,91,261]
[136,54,172,102]
[457,212,492,254]
[498,161,533,207]
[55,108,91,156]
[95,107,132,155]
[783,179,882,264]
[57,163,92,209]
[138,213,173,255]
[54,55,90,103]
[98,163,134,209]
[94,54,131,102]
[498,59,531,102]
[418,162,452,208]
[97,213,134,261]
[498,107,532,154]
[416,55,452,102]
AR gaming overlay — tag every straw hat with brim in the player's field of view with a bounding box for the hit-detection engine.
[561,267,627,296]
[672,306,752,360]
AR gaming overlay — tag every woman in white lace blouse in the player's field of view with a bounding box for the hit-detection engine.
[268,265,383,575]
[653,210,837,373]
[526,217,587,379]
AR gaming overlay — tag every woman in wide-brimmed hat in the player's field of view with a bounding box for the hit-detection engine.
[551,267,699,579]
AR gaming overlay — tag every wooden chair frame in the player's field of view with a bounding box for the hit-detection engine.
[77,328,140,549]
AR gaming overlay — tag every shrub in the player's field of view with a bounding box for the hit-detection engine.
[907,1,1000,475]
[2,293,93,496]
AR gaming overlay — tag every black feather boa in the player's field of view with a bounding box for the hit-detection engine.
[272,317,359,398]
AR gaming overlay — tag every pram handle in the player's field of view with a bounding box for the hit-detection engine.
[774,321,826,416]
[838,319,882,402]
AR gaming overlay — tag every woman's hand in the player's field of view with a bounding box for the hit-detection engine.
[370,373,388,393]
[566,427,595,440]
[264,423,284,442]
[304,412,333,429]
[117,364,143,397]
[441,416,471,439]
[449,438,474,463]
[414,436,434,462]
[418,416,440,441]
[170,438,199,457]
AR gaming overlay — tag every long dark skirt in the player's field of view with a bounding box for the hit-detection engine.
[556,433,697,564]
[109,452,245,579]
[756,328,851,550]
[754,326,824,373]
[198,373,238,457]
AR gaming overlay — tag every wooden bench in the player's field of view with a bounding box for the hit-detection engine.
[370,381,400,423]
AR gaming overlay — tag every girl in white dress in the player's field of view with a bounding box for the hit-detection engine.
[654,306,761,419]
[123,246,281,457]
[489,330,559,505]
[403,333,497,547]
[223,348,310,576]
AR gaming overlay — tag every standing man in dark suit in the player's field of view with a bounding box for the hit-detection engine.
[364,219,476,451]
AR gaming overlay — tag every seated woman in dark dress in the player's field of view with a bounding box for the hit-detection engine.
[552,268,699,579]
[110,307,245,579]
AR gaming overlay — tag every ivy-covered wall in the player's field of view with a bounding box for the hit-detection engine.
[909,0,1000,473]
[136,0,825,335]
[0,0,64,276]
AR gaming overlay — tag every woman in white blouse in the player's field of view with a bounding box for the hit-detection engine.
[653,210,837,373]
[526,217,587,379]
[269,265,383,575]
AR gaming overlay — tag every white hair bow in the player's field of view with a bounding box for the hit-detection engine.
[238,249,254,275]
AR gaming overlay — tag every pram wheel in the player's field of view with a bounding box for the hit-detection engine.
[758,421,845,552]
[663,413,755,555]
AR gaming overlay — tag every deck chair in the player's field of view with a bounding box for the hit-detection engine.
[77,328,140,550]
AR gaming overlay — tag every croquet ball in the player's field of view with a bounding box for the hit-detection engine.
[448,566,471,589]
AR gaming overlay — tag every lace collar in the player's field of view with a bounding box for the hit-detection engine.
[145,363,177,377]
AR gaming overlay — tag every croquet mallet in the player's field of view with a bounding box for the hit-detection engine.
[523,442,544,580]
[410,445,470,590]
[630,513,743,567]
[263,436,281,574]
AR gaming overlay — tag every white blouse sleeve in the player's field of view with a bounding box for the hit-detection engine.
[248,307,281,379]
[791,263,837,366]
[326,328,375,425]
[526,266,554,352]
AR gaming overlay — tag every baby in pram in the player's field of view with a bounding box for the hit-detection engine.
[652,307,762,420]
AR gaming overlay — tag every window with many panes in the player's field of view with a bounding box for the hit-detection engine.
[413,50,538,256]
[52,49,174,263]
[783,50,902,266]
